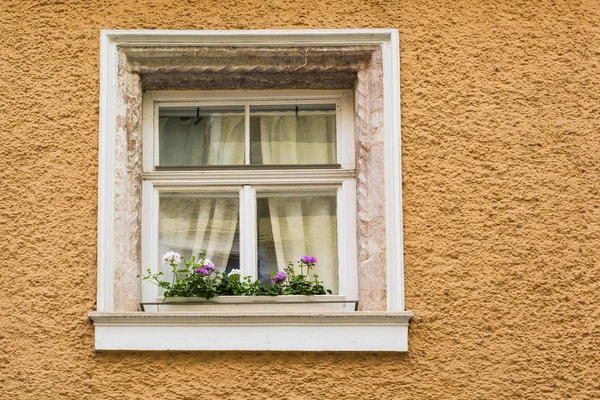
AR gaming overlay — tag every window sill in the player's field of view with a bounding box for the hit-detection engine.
[88,311,414,351]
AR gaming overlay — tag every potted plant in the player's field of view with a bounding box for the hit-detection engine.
[140,252,353,312]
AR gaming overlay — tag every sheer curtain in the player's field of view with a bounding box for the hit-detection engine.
[159,113,244,166]
[259,113,338,292]
[158,115,244,274]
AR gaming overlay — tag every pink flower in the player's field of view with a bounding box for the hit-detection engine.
[204,259,215,271]
[271,270,287,284]
[194,268,209,276]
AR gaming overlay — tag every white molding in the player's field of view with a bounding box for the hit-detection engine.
[101,29,398,47]
[97,32,118,312]
[240,185,257,280]
[144,89,351,100]
[339,90,356,168]
[142,92,157,173]
[96,29,408,350]
[141,182,160,302]
[144,89,353,171]
[382,30,405,312]
[149,295,353,312]
[339,179,358,300]
[89,311,413,351]
[143,169,356,185]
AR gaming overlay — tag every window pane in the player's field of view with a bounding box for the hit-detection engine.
[256,191,338,293]
[158,192,240,283]
[250,104,336,165]
[158,106,245,166]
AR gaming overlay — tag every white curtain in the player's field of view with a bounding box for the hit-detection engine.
[259,114,338,292]
[159,115,244,166]
[157,112,338,291]
[258,112,335,164]
[158,115,244,274]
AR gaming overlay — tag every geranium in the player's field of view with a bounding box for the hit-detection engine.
[271,270,287,284]
[203,259,215,271]
[162,251,182,266]
[141,253,331,299]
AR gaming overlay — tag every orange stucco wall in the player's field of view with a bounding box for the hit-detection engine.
[1,0,599,398]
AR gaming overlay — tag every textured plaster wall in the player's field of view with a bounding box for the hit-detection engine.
[0,0,599,399]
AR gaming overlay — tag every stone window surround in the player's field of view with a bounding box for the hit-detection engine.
[105,30,405,313]
[91,30,411,352]
[114,45,390,312]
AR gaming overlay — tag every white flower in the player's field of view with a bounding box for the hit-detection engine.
[162,251,182,266]
[228,269,241,277]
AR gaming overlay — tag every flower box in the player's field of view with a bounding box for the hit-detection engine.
[142,295,355,313]
[141,253,348,312]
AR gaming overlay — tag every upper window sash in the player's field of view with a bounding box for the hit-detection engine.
[142,90,355,173]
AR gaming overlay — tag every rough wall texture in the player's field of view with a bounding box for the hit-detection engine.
[0,0,599,399]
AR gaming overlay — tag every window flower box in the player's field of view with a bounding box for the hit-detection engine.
[140,252,352,312]
[142,295,356,312]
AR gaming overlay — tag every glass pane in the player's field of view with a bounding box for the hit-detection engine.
[256,191,338,293]
[158,192,240,284]
[250,104,336,165]
[158,106,245,166]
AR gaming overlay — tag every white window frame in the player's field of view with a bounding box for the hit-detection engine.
[141,90,358,302]
[90,29,413,352]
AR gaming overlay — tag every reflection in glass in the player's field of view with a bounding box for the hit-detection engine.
[250,104,336,165]
[158,193,240,285]
[257,192,338,293]
[159,106,245,166]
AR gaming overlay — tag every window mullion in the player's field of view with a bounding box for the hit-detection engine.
[338,178,358,300]
[141,181,159,303]
[240,185,257,280]
[244,103,250,165]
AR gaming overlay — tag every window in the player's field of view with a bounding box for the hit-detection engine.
[141,91,357,301]
[90,29,413,352]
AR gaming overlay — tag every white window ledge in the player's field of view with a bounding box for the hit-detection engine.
[88,311,414,352]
